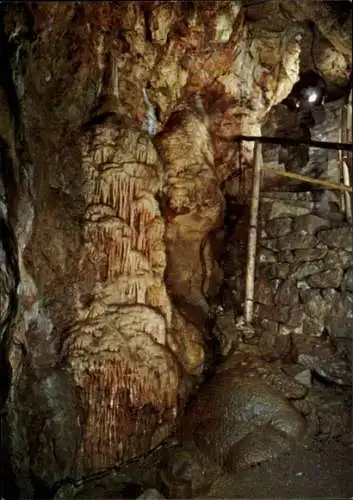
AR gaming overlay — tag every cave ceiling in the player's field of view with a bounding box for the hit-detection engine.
[1,0,351,198]
[2,1,352,122]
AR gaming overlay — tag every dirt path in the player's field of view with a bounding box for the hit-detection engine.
[202,439,353,499]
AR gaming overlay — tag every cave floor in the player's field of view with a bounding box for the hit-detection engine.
[200,439,353,499]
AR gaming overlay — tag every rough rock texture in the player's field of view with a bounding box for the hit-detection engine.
[0,144,19,413]
[201,439,353,499]
[179,368,306,473]
[216,192,351,401]
[263,97,350,194]
[215,80,352,478]
[156,109,224,359]
[0,1,351,498]
[258,196,353,365]
[226,193,353,385]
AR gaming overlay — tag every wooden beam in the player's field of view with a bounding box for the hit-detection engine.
[233,135,353,152]
[265,168,353,192]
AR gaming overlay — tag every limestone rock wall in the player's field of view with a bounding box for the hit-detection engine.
[155,110,224,374]
[0,4,303,492]
[0,1,351,497]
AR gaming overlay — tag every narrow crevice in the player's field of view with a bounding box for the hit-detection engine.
[0,8,25,500]
[142,8,153,45]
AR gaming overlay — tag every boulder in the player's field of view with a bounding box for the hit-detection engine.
[258,248,277,263]
[256,303,290,323]
[326,292,353,341]
[257,262,290,280]
[255,278,279,305]
[287,304,305,329]
[298,351,352,386]
[258,325,291,361]
[291,261,325,280]
[262,238,280,251]
[275,279,299,306]
[301,289,334,323]
[278,250,295,263]
[282,364,312,389]
[324,249,352,269]
[302,315,325,336]
[179,372,306,473]
[293,246,328,262]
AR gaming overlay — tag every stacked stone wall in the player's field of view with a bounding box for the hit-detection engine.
[253,192,352,366]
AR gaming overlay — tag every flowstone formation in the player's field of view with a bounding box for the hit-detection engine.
[155,109,224,373]
[179,370,306,473]
[64,114,180,473]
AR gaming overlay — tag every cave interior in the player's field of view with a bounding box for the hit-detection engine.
[0,1,352,499]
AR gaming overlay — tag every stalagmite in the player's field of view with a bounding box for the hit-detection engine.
[62,91,174,472]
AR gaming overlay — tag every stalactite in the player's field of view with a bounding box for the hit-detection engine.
[109,276,148,304]
[84,203,116,222]
[130,191,160,224]
[142,218,166,260]
[135,137,159,166]
[107,242,119,280]
[83,219,134,278]
[94,171,139,221]
[91,137,117,155]
[106,236,132,279]
[120,237,131,276]
[126,250,150,276]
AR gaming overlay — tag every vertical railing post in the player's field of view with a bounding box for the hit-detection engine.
[340,90,352,223]
[345,89,352,222]
[244,140,262,324]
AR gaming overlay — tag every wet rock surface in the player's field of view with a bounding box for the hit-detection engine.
[200,439,353,499]
[0,1,352,497]
[1,1,307,491]
[179,369,307,473]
